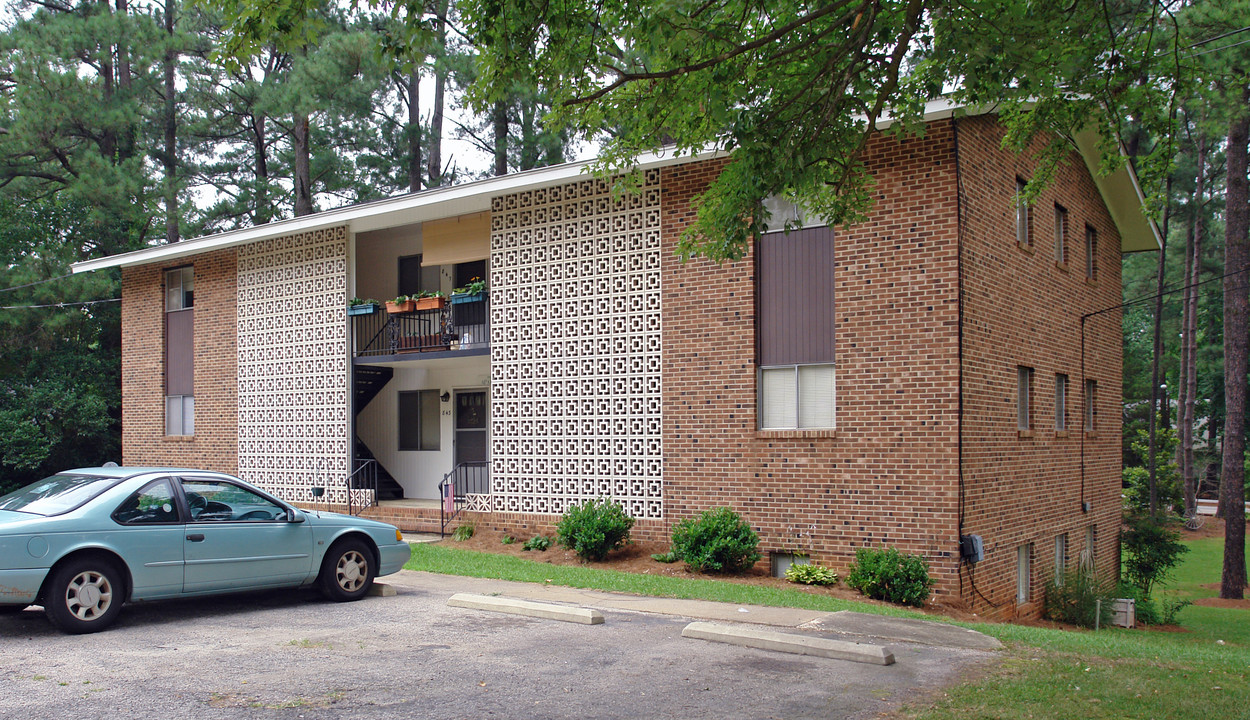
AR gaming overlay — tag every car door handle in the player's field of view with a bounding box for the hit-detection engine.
[186,533,205,542]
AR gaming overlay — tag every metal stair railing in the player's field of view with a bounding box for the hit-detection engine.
[438,461,490,535]
[346,458,378,516]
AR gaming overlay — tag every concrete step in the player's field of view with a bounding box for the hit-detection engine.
[360,503,445,534]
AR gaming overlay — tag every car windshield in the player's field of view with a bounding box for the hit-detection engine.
[0,474,117,516]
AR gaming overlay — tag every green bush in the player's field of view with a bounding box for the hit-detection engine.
[670,507,762,574]
[451,524,474,541]
[501,534,516,545]
[844,546,934,607]
[522,535,551,552]
[784,563,839,586]
[555,498,635,561]
[1122,509,1189,599]
[651,550,678,563]
[1122,428,1184,512]
[1045,569,1115,627]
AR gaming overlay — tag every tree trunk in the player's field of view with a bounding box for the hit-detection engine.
[99,0,116,161]
[1220,98,1248,600]
[427,0,448,188]
[252,114,271,225]
[1182,134,1206,516]
[493,100,509,177]
[1147,176,1169,513]
[293,111,313,217]
[163,0,179,243]
[406,67,422,193]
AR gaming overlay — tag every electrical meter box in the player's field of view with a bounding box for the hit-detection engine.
[960,534,984,563]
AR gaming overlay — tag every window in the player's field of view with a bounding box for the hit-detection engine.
[165,267,194,436]
[757,226,836,430]
[1055,373,1068,431]
[1053,204,1067,265]
[1017,366,1033,431]
[1016,178,1030,247]
[1085,224,1097,280]
[1054,533,1068,585]
[399,389,441,451]
[398,254,441,298]
[1085,379,1097,431]
[113,479,180,525]
[760,365,836,429]
[1017,543,1033,604]
[181,478,286,522]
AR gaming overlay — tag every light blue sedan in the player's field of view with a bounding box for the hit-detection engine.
[0,467,412,634]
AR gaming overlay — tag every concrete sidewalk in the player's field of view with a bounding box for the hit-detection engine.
[387,569,1002,651]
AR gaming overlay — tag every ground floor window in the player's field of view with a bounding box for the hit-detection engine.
[165,395,194,436]
[1017,543,1033,604]
[399,389,440,451]
[759,364,835,429]
[1054,533,1067,585]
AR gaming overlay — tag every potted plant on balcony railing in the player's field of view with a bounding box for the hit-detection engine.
[451,277,488,305]
[414,290,448,311]
[386,295,416,314]
[347,297,380,316]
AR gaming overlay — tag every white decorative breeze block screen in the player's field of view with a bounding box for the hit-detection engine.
[237,227,355,505]
[490,170,664,519]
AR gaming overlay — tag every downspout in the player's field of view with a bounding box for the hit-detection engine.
[951,116,966,593]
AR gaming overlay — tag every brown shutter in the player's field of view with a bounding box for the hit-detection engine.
[758,226,835,366]
[165,309,194,396]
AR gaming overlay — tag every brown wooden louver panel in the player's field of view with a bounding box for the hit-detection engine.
[758,226,835,366]
[165,309,194,396]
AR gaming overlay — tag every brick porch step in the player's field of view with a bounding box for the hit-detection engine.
[360,500,445,534]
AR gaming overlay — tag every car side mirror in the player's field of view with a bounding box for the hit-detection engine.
[287,509,306,523]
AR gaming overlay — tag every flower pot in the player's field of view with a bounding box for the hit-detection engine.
[347,303,378,316]
[386,299,416,314]
[414,296,447,311]
[451,291,486,305]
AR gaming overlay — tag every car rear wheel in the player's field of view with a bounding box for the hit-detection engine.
[318,538,375,602]
[44,558,124,634]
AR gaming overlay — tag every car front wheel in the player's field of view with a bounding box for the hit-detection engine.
[44,558,124,634]
[318,538,375,602]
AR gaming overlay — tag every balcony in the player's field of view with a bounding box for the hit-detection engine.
[352,294,489,359]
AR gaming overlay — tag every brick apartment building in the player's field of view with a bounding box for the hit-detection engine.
[73,101,1159,615]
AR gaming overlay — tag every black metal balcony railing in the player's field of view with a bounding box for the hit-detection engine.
[352,296,489,357]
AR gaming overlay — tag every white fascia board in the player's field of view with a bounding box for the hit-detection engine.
[72,146,725,274]
[1073,127,1162,253]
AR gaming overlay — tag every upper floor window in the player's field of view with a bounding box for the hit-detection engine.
[757,226,836,430]
[1016,178,1030,247]
[1017,366,1034,431]
[165,267,194,436]
[1085,379,1097,431]
[166,266,193,311]
[1055,373,1068,431]
[1054,204,1068,266]
[1085,225,1098,280]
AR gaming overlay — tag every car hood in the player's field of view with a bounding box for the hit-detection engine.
[302,509,395,531]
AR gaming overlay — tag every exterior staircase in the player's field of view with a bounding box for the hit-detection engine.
[352,365,404,501]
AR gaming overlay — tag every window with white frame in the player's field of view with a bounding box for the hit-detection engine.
[1085,379,1097,431]
[1055,373,1068,431]
[1054,204,1067,265]
[1017,366,1033,431]
[757,226,836,430]
[1085,224,1098,280]
[1017,543,1033,604]
[1016,178,1030,247]
[165,267,194,436]
[1055,533,1068,585]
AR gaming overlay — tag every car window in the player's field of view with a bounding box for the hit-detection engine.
[113,479,181,525]
[181,478,286,522]
[0,474,118,516]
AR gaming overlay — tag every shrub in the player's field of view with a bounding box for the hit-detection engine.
[501,535,516,545]
[670,507,762,574]
[1045,569,1115,627]
[1159,597,1193,625]
[844,546,934,607]
[1122,509,1189,599]
[785,563,839,586]
[451,524,474,541]
[651,551,678,563]
[522,535,551,552]
[555,498,635,561]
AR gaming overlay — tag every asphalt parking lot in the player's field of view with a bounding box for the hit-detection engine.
[0,570,998,720]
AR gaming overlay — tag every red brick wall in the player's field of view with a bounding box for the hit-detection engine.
[120,249,239,472]
[956,116,1123,616]
[660,125,966,599]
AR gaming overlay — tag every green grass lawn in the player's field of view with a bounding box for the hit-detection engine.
[406,536,1250,719]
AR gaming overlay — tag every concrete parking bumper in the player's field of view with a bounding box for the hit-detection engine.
[447,592,605,624]
[682,621,896,665]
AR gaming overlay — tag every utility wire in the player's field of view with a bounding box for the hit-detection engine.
[1187,25,1250,49]
[0,298,120,310]
[1190,37,1250,58]
[1084,263,1250,321]
[0,271,80,295]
